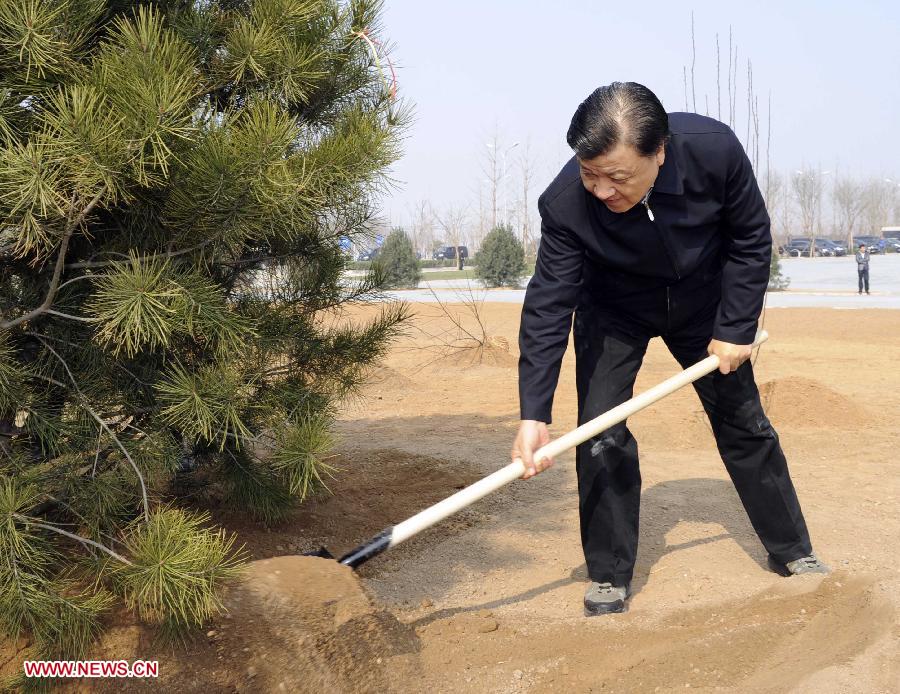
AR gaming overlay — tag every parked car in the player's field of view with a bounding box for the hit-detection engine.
[821,239,847,256]
[852,236,885,254]
[882,237,900,253]
[778,239,816,257]
[356,248,380,261]
[788,237,846,257]
[813,238,845,256]
[432,245,469,261]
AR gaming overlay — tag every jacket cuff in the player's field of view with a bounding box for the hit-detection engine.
[712,323,759,345]
[519,403,553,425]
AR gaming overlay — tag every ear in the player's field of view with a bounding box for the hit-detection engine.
[655,144,666,167]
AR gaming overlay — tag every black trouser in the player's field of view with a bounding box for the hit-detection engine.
[572,296,812,586]
[858,268,869,293]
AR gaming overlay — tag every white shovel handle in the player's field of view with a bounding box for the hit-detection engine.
[389,330,768,547]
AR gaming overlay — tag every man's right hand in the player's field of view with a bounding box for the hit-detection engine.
[511,420,554,480]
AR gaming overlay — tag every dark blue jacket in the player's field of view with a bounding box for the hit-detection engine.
[519,112,770,423]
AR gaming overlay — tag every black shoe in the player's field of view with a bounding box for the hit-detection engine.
[767,553,830,576]
[584,582,630,615]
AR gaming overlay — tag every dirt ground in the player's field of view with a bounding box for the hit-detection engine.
[18,303,900,693]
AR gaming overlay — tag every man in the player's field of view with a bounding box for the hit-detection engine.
[856,244,870,294]
[511,82,827,616]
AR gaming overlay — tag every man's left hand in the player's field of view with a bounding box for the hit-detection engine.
[707,339,752,374]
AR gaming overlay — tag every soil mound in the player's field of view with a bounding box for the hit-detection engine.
[365,364,416,388]
[759,376,869,428]
[219,556,421,693]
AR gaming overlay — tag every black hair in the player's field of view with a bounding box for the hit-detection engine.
[566,82,670,159]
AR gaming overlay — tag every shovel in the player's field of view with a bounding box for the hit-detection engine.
[308,330,769,568]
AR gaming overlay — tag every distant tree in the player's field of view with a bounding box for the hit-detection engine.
[408,199,436,259]
[475,225,526,288]
[435,204,469,251]
[792,168,825,255]
[768,251,789,290]
[833,176,865,249]
[763,169,789,245]
[860,177,894,234]
[377,228,421,288]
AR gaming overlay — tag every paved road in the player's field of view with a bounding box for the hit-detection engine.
[383,254,900,308]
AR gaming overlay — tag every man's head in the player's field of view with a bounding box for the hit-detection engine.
[859,244,866,251]
[567,82,669,213]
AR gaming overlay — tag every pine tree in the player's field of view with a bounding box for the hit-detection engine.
[0,0,408,661]
[475,225,526,288]
[768,251,789,290]
[376,228,420,288]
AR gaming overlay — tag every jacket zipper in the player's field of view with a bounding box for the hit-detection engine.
[666,285,671,332]
[643,188,681,280]
[641,187,655,221]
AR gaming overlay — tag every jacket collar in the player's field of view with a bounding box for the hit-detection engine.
[653,140,684,195]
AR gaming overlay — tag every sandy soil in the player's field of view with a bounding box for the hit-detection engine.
[13,303,899,693]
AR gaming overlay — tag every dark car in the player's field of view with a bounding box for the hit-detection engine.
[778,239,815,257]
[788,237,845,257]
[820,239,847,256]
[356,248,380,261]
[882,237,900,253]
[432,245,469,260]
[853,236,885,254]
[814,238,845,256]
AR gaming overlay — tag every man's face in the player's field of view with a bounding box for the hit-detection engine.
[578,142,666,214]
[860,245,866,252]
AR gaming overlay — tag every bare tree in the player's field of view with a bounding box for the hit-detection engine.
[860,177,894,234]
[727,27,733,127]
[891,179,900,222]
[732,43,739,129]
[764,170,789,245]
[515,139,539,255]
[480,130,519,231]
[434,204,469,250]
[884,178,900,225]
[716,33,721,120]
[408,200,437,258]
[746,59,752,153]
[773,172,795,242]
[474,183,488,246]
[690,12,697,112]
[833,176,865,249]
[792,168,825,255]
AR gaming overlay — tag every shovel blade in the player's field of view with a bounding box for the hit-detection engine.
[302,546,335,560]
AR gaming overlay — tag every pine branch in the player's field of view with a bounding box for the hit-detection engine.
[0,185,107,331]
[64,238,216,270]
[12,515,132,565]
[44,309,98,323]
[31,335,150,522]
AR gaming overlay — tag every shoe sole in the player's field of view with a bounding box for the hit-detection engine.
[583,599,627,616]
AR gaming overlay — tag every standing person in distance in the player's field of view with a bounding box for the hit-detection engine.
[856,244,870,295]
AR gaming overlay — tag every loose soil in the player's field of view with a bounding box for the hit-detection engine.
[14,307,900,693]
